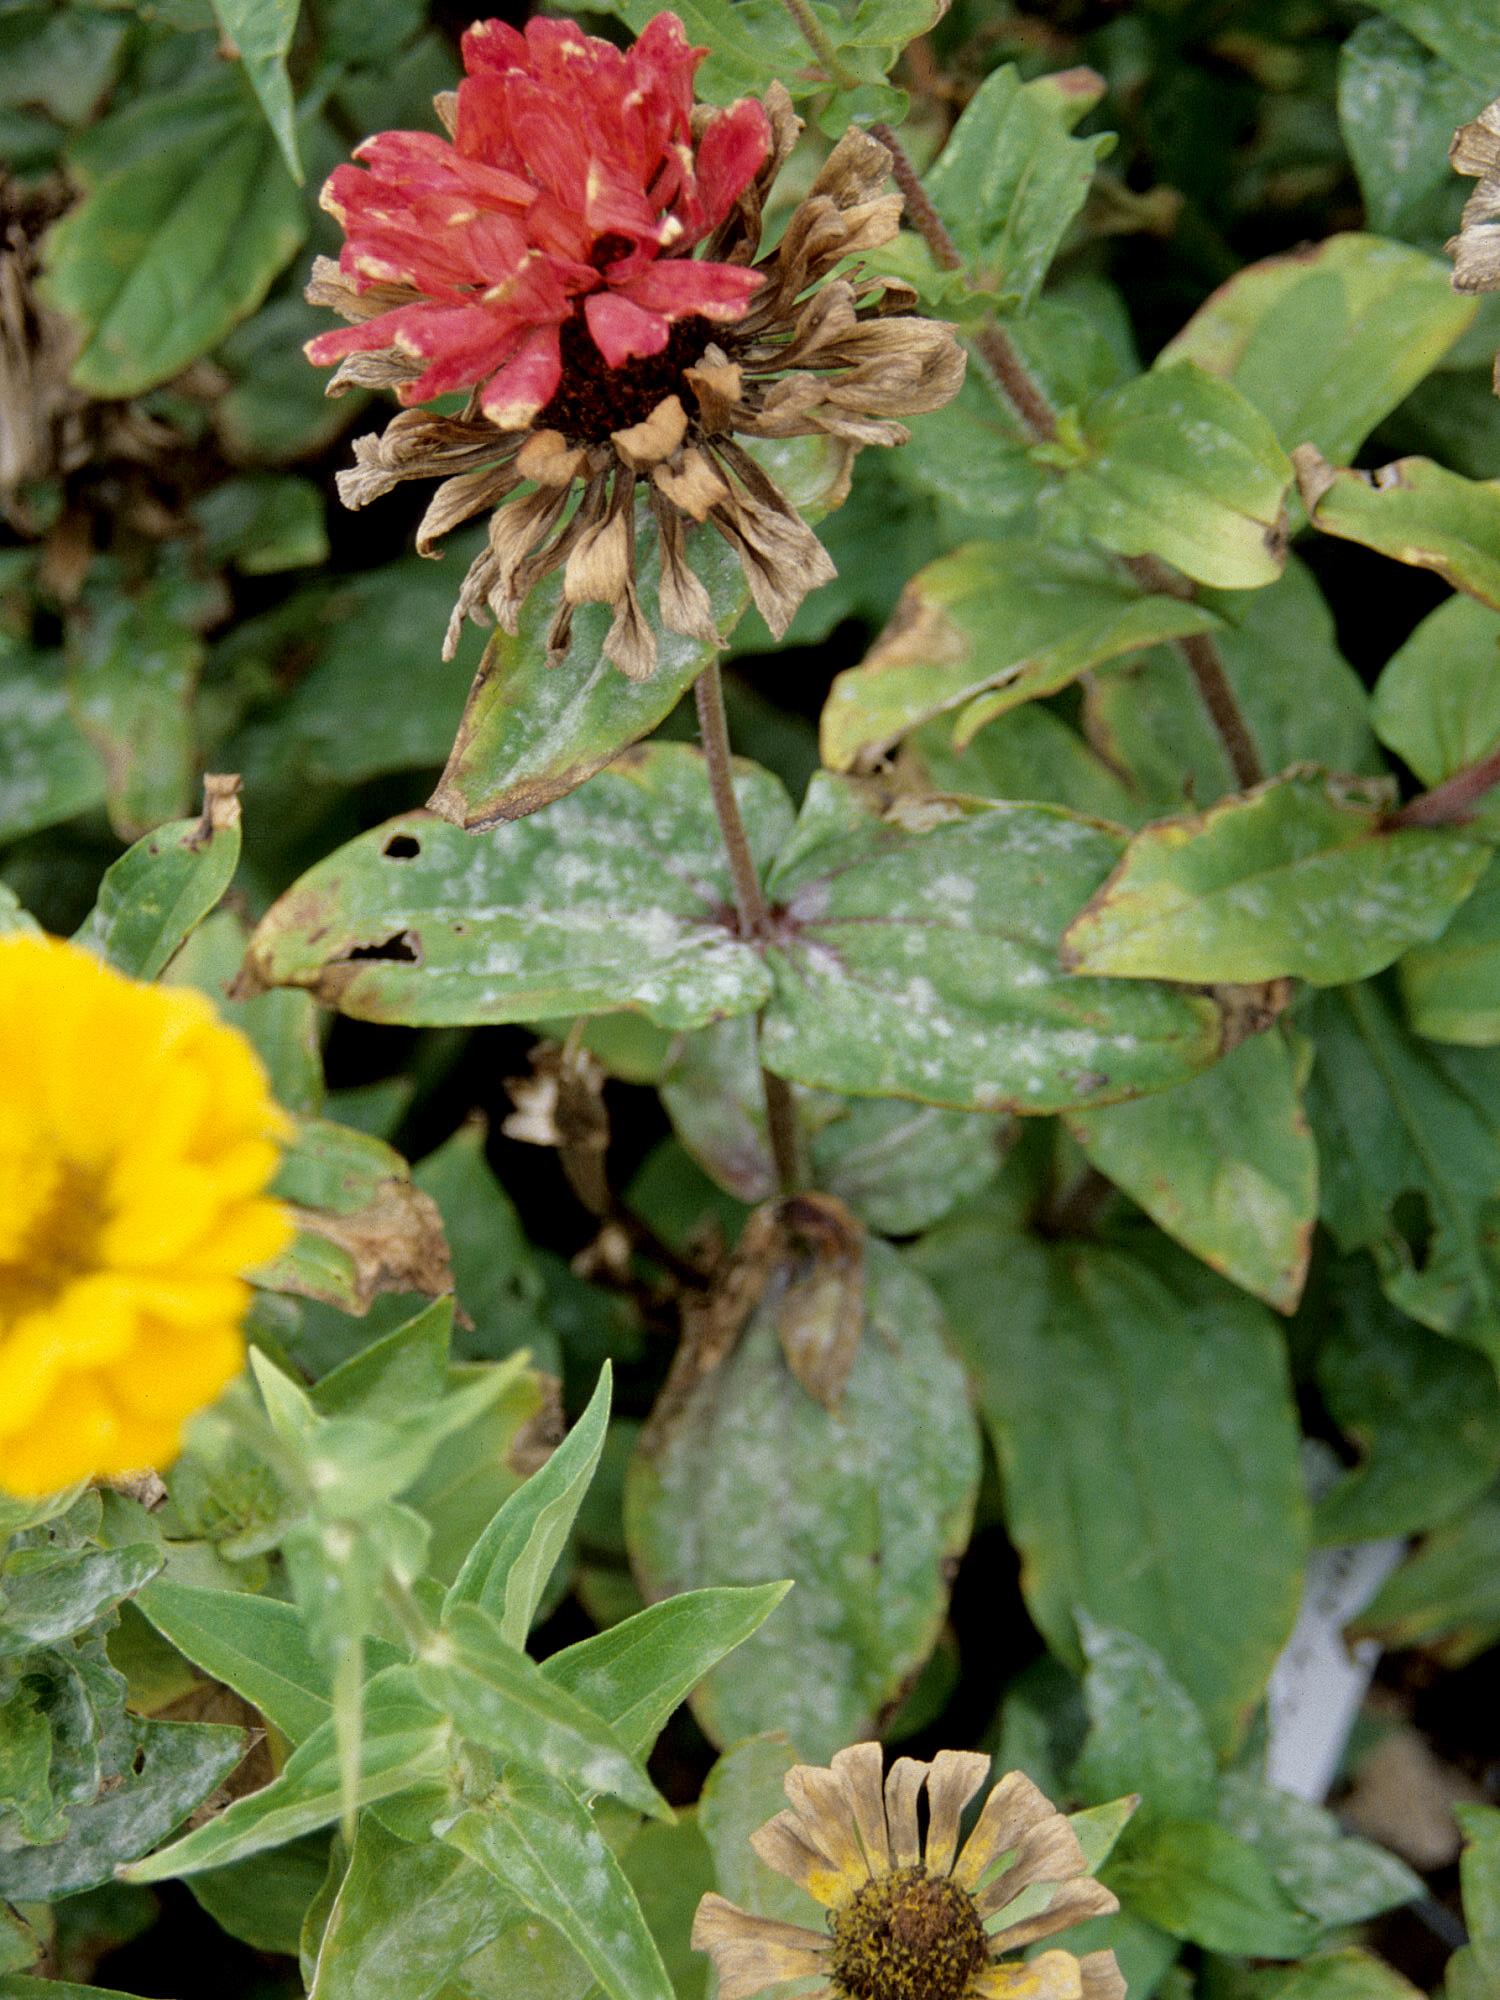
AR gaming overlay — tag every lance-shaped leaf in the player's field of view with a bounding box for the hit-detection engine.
[447,1774,674,2000]
[1062,770,1491,986]
[1303,982,1500,1365]
[1068,1030,1318,1313]
[1295,449,1500,608]
[72,777,242,981]
[1372,595,1500,840]
[1158,234,1475,463]
[448,1363,611,1641]
[626,1242,979,1758]
[211,0,301,181]
[123,1667,451,1881]
[418,1601,669,1819]
[136,1579,342,1745]
[258,1119,452,1316]
[1218,1771,1421,1930]
[760,774,1238,1114]
[923,63,1114,313]
[429,439,845,828]
[819,539,1218,773]
[542,1582,792,1760]
[41,73,304,398]
[1045,362,1294,589]
[243,744,787,1030]
[911,1210,1306,1751]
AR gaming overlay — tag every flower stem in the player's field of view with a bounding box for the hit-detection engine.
[1388,741,1500,828]
[870,117,1263,790]
[778,0,863,92]
[694,662,804,1195]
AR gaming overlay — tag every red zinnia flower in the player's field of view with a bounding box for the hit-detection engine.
[306,12,965,682]
[307,13,771,427]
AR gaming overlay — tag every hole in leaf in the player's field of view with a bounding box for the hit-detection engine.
[131,1746,147,1776]
[341,930,422,965]
[383,833,421,859]
[1391,1188,1434,1273]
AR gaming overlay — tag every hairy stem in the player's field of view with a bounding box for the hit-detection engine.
[694,662,804,1195]
[778,0,862,91]
[1389,742,1500,828]
[871,117,1263,788]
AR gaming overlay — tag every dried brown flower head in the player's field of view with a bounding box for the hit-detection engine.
[692,1742,1125,2000]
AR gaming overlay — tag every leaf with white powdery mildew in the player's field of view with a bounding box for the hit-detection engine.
[1062,769,1491,986]
[760,773,1237,1115]
[243,744,787,1031]
[626,1240,979,1759]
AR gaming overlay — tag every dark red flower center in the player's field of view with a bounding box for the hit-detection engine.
[537,306,718,442]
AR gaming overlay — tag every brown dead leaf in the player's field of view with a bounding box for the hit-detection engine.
[288,1178,452,1315]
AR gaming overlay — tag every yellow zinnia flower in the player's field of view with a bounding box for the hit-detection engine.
[693,1744,1125,2000]
[0,933,291,1496]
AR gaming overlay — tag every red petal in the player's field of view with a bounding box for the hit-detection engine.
[461,17,528,73]
[616,258,763,321]
[586,290,671,366]
[694,100,772,224]
[480,323,563,427]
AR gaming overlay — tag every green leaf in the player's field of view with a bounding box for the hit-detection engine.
[819,539,1219,773]
[1348,1492,1500,1666]
[1217,1770,1421,1928]
[244,745,787,1031]
[1073,1621,1218,1824]
[923,64,1114,312]
[419,1600,669,1820]
[1157,234,1474,462]
[1338,21,1490,244]
[1062,770,1490,986]
[1303,983,1500,1362]
[194,473,328,575]
[448,1363,612,1644]
[0,1544,160,1653]
[1046,363,1294,589]
[1108,1817,1321,1958]
[309,1816,516,2000]
[1372,595,1500,839]
[1232,1950,1424,1999]
[189,1834,332,1956]
[698,1734,821,1927]
[1068,1030,1317,1312]
[618,1811,715,2000]
[1448,1803,1500,2000]
[1361,0,1500,89]
[428,440,843,828]
[912,1212,1306,1750]
[0,1718,247,1900]
[211,0,302,181]
[41,76,305,397]
[1416,848,1500,1048]
[1296,451,1500,609]
[542,1583,791,1761]
[135,1579,334,1745]
[1314,1257,1500,1543]
[123,1667,450,1882]
[626,1241,979,1758]
[67,584,205,840]
[907,706,1144,828]
[761,774,1234,1115]
[73,786,242,981]
[446,1774,674,2000]
[0,640,106,841]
